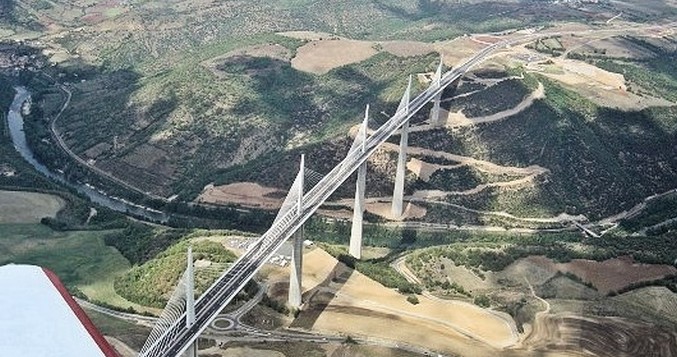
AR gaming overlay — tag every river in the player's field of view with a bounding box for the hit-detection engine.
[7,86,169,223]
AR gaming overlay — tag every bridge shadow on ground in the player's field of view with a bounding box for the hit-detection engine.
[290,229,418,330]
[290,258,354,330]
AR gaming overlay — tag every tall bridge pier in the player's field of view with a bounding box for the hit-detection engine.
[392,75,412,218]
[430,60,444,127]
[184,247,197,357]
[288,155,305,308]
[349,105,369,259]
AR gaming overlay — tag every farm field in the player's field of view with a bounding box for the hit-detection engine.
[0,190,64,223]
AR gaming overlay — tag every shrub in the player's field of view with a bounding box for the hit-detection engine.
[474,294,491,308]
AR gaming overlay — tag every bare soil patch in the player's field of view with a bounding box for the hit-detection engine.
[291,38,378,75]
[527,255,677,294]
[571,37,656,60]
[380,41,435,57]
[521,52,673,110]
[0,190,65,223]
[281,31,471,75]
[611,286,677,325]
[407,157,462,182]
[299,249,519,356]
[364,200,426,221]
[523,314,677,356]
[379,141,548,178]
[196,182,285,210]
[321,199,427,221]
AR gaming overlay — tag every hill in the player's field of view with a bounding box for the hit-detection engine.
[2,2,677,228]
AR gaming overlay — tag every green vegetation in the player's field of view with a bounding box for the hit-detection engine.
[620,192,677,234]
[610,275,677,296]
[114,239,237,307]
[320,243,421,295]
[448,77,532,118]
[406,294,419,305]
[47,36,439,199]
[411,230,676,270]
[473,294,491,308]
[407,228,677,295]
[0,223,137,306]
[103,222,190,264]
[594,36,677,102]
[527,36,565,57]
[411,72,677,220]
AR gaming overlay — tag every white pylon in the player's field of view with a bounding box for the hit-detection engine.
[398,75,413,115]
[185,246,197,357]
[289,155,304,309]
[431,58,444,126]
[297,154,304,215]
[350,105,369,259]
[392,77,412,217]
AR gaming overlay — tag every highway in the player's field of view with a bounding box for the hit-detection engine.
[139,39,517,357]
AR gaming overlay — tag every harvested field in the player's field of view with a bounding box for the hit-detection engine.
[570,37,656,60]
[523,314,677,356]
[196,182,285,209]
[526,255,677,294]
[280,31,463,74]
[611,286,677,326]
[290,38,378,74]
[297,249,519,356]
[0,190,65,223]
[380,41,435,57]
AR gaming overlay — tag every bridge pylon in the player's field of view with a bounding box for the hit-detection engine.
[430,58,444,126]
[184,246,197,357]
[289,155,305,309]
[392,75,412,218]
[350,105,370,259]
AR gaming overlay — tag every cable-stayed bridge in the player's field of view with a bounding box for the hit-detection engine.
[138,40,510,357]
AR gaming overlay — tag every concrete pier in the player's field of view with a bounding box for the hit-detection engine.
[185,247,197,357]
[288,155,305,308]
[350,105,369,259]
[431,59,444,126]
[392,76,412,217]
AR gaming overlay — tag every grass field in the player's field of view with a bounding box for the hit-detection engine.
[84,309,151,352]
[0,190,64,223]
[0,223,144,310]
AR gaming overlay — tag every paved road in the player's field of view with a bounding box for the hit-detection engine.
[76,298,158,327]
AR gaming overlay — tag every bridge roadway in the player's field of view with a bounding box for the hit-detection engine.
[141,40,510,357]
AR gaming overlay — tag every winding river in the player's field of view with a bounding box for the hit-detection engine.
[7,86,169,223]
